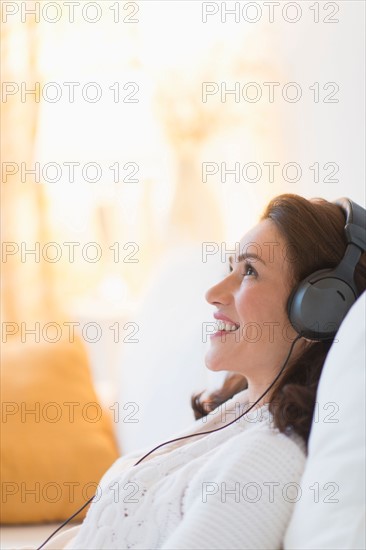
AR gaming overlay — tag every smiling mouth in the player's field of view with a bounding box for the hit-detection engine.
[216,320,240,332]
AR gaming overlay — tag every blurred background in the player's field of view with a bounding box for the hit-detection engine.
[1,0,365,453]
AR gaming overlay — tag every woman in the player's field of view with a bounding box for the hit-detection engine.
[37,193,366,550]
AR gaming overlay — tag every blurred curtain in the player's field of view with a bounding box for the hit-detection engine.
[1,1,284,334]
[1,19,62,326]
[0,11,228,329]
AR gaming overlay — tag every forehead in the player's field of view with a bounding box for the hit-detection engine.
[236,219,286,264]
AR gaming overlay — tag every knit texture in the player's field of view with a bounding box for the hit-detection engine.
[69,389,306,550]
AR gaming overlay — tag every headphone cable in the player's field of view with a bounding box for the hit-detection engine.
[37,334,301,550]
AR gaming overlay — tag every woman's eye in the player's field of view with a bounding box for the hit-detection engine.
[228,262,256,277]
[242,262,256,277]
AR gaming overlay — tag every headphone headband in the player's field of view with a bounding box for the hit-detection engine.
[334,197,366,252]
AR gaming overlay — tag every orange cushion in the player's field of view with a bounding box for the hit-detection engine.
[0,336,119,523]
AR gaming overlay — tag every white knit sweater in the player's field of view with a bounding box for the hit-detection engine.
[45,388,307,550]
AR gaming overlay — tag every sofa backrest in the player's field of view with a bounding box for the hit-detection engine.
[284,291,366,550]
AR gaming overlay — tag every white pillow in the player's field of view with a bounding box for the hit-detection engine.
[284,291,366,550]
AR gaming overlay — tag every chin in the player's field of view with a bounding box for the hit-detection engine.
[204,354,225,372]
[205,364,222,372]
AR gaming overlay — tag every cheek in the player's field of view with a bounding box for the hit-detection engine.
[236,284,288,327]
[235,286,261,324]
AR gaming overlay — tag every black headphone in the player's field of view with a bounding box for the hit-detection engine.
[287,197,366,341]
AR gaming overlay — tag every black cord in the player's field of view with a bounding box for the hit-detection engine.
[36,335,301,550]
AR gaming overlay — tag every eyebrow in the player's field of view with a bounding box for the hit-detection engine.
[228,252,267,266]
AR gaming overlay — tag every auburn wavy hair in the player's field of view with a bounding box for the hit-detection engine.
[191,194,366,449]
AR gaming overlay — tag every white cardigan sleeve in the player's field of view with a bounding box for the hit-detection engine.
[160,429,306,550]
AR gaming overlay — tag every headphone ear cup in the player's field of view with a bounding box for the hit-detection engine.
[287,269,357,340]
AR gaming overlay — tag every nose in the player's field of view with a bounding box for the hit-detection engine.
[205,274,232,306]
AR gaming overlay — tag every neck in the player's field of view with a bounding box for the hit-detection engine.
[246,383,273,410]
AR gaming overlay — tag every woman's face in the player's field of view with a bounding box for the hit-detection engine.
[205,219,300,389]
